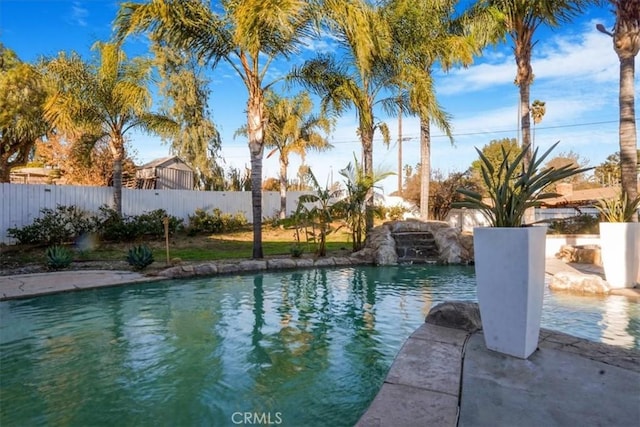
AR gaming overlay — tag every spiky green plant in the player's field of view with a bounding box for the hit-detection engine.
[454,141,591,227]
[126,244,154,270]
[46,245,73,270]
[596,192,640,222]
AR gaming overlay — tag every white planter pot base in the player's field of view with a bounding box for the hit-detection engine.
[599,222,640,289]
[474,227,547,359]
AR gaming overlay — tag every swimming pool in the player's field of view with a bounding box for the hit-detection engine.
[1,265,638,426]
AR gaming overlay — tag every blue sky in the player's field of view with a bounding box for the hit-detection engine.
[1,0,636,194]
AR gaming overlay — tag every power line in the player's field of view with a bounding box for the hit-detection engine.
[323,118,637,145]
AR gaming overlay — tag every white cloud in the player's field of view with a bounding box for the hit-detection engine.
[70,2,88,27]
[439,21,620,95]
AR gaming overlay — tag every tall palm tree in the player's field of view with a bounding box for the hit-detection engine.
[292,0,394,231]
[263,91,333,219]
[470,0,597,162]
[116,0,317,258]
[44,42,176,215]
[384,0,477,219]
[597,0,639,218]
[530,99,546,150]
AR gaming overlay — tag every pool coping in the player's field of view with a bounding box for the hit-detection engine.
[356,321,640,426]
[2,256,638,301]
[0,255,374,301]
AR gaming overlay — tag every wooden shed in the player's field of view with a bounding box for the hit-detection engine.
[136,156,194,190]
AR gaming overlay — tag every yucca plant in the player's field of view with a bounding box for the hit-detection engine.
[596,192,640,222]
[46,245,73,270]
[126,244,154,270]
[454,141,591,227]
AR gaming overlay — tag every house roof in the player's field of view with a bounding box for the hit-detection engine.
[540,186,620,208]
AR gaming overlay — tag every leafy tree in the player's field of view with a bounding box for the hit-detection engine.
[34,133,137,186]
[470,138,520,194]
[239,91,333,219]
[469,0,597,162]
[402,166,481,220]
[384,0,478,219]
[43,42,176,215]
[116,0,317,258]
[594,150,640,187]
[151,40,223,190]
[0,45,50,181]
[225,166,252,192]
[594,152,621,186]
[430,170,482,221]
[597,0,639,219]
[543,149,590,189]
[291,0,394,232]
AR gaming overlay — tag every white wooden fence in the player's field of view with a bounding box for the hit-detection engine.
[1,183,309,243]
[1,183,603,244]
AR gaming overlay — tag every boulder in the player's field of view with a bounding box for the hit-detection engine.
[549,271,611,294]
[556,244,602,266]
[425,301,482,332]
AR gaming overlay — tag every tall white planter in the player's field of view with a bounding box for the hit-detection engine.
[474,226,547,359]
[599,222,640,289]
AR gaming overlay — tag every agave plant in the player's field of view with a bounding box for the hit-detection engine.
[596,192,640,222]
[454,141,591,227]
[46,245,73,270]
[126,244,154,270]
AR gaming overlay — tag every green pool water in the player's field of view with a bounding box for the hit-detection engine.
[1,265,638,426]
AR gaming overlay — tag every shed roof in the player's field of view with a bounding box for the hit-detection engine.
[138,156,192,171]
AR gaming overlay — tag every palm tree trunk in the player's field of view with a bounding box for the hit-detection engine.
[515,33,533,163]
[419,116,431,220]
[619,55,638,217]
[279,158,288,220]
[362,128,374,231]
[248,90,265,258]
[111,141,125,216]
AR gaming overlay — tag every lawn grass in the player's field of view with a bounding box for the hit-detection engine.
[0,224,355,271]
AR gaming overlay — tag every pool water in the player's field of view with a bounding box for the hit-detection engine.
[1,265,638,426]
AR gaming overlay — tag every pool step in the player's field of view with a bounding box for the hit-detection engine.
[393,231,439,263]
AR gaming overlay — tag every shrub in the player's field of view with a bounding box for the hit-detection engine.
[290,243,304,258]
[187,208,247,234]
[97,206,183,242]
[7,205,98,245]
[45,245,73,270]
[546,214,599,235]
[96,206,139,242]
[126,244,154,270]
[382,204,408,221]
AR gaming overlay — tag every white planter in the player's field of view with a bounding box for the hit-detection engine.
[599,222,640,289]
[474,226,547,359]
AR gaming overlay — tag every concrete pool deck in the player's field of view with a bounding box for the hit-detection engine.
[1,260,639,426]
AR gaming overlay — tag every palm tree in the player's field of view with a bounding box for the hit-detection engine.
[337,157,394,251]
[470,0,597,162]
[44,42,176,215]
[597,0,639,219]
[384,0,477,220]
[292,0,394,231]
[530,99,546,149]
[116,0,317,258]
[261,91,333,219]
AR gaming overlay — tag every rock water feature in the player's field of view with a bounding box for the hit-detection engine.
[356,219,473,265]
